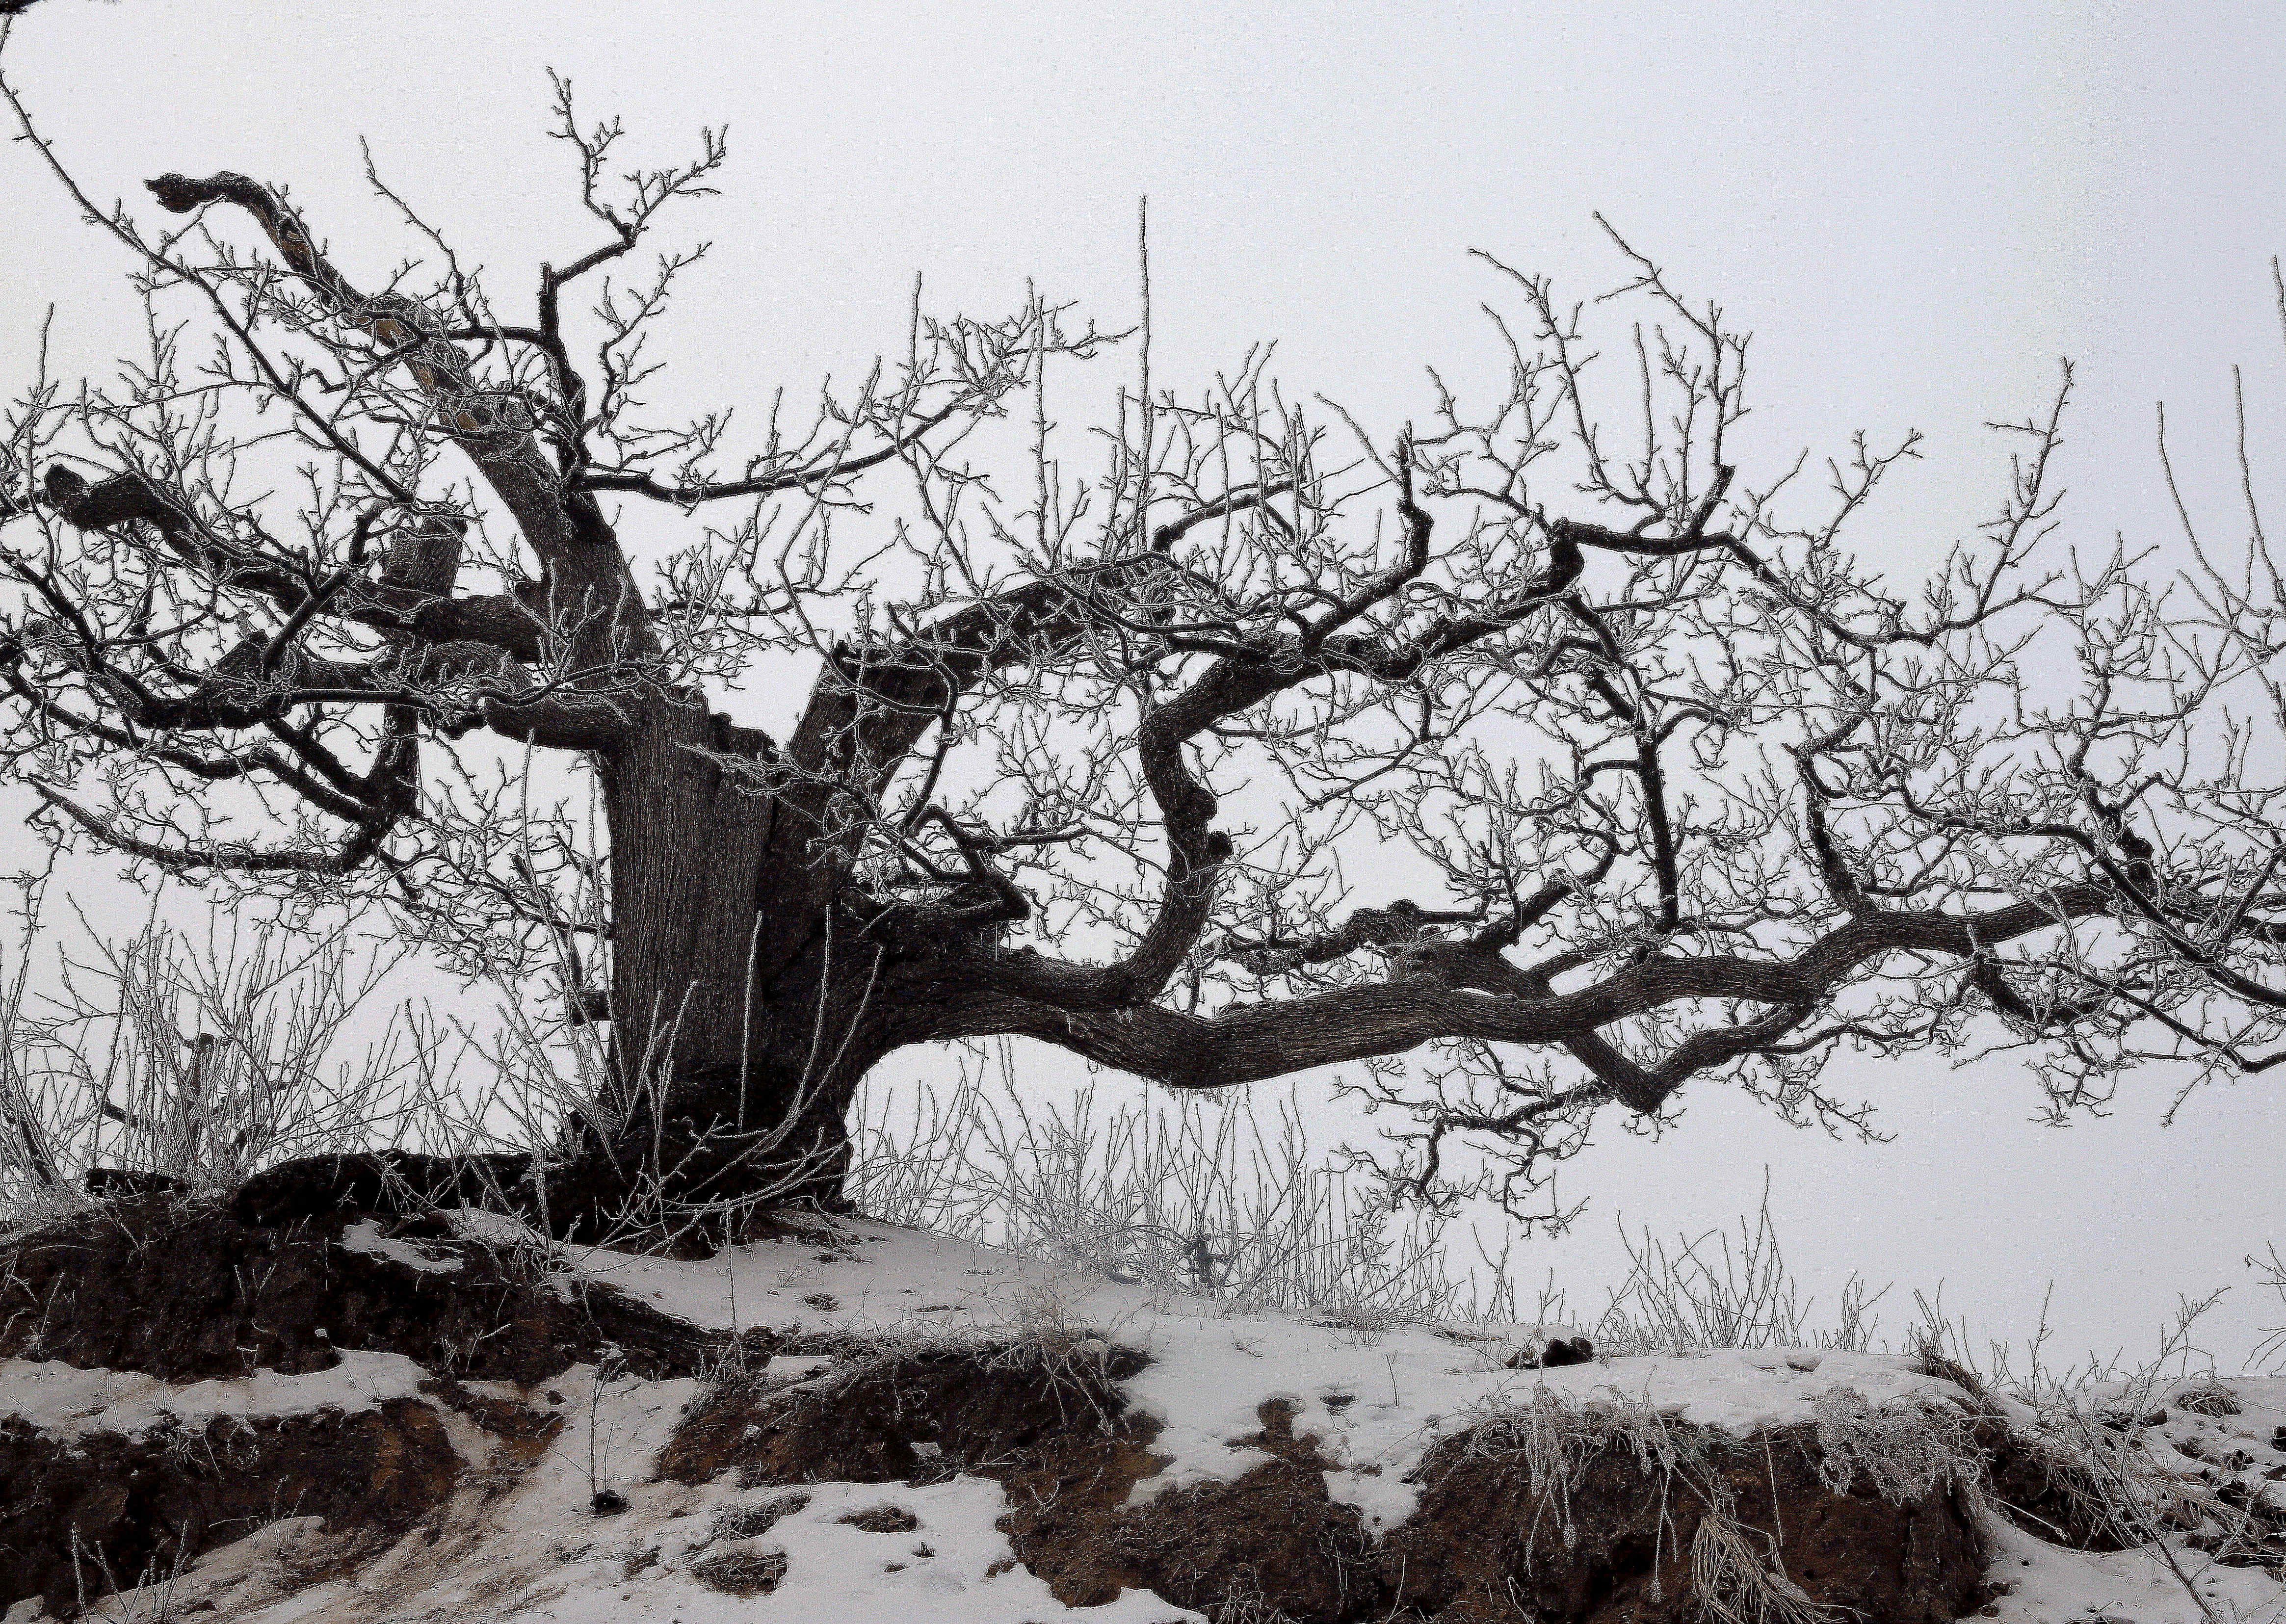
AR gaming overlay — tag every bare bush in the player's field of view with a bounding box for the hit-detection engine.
[1591,1187,1888,1356]
[1909,1288,2286,1608]
[852,1046,1470,1325]
[0,886,425,1223]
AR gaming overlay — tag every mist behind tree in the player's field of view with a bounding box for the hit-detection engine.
[2,24,2285,1261]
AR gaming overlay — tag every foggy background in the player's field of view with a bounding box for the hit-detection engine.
[2,0,2283,1366]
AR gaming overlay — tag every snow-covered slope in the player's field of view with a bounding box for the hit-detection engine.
[2,1214,2280,1624]
[576,1217,1973,1530]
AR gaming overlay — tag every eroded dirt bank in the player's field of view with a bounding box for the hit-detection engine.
[0,1192,2278,1622]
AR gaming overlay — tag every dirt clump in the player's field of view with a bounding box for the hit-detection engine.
[657,1334,1144,1486]
[0,1192,712,1384]
[689,1545,789,1596]
[1006,1398,1378,1624]
[1381,1417,1984,1624]
[0,1397,459,1617]
[838,1502,922,1532]
[711,1492,810,1540]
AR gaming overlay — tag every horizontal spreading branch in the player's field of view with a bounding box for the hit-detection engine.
[37,467,555,663]
[956,886,2109,1110]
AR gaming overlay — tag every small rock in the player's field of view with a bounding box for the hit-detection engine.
[1787,1352,1823,1373]
[763,1355,834,1385]
[591,1488,629,1516]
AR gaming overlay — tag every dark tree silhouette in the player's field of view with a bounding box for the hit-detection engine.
[5,63,2285,1241]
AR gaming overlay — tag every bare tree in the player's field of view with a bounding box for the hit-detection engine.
[4,54,2283,1239]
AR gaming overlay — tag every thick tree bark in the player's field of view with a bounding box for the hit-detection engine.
[599,700,775,1077]
[543,1048,869,1249]
[575,699,919,1231]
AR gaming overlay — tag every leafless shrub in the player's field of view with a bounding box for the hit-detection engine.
[2253,1244,2286,1371]
[1591,1186,1887,1356]
[852,1044,1470,1326]
[1908,1289,2277,1616]
[1810,1384,1983,1506]
[1690,1513,1840,1624]
[0,884,430,1224]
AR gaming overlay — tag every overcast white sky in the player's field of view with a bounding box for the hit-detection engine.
[3,1,2284,1367]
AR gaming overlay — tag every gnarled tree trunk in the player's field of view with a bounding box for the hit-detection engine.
[578,697,883,1234]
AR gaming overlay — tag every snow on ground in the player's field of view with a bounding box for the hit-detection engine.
[2,1214,2281,1623]
[1981,1513,2286,1624]
[41,1356,1187,1624]
[338,1216,469,1275]
[567,1215,1979,1529]
[0,1348,431,1441]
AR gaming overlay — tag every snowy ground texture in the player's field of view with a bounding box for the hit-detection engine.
[2,1215,2281,1624]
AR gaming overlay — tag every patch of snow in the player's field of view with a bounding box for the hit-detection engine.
[339,1217,466,1274]
[764,1354,836,1385]
[1980,1513,2286,1624]
[0,1348,431,1440]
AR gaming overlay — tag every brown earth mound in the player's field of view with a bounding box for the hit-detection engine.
[0,1194,1999,1624]
[657,1344,1986,1624]
[0,1192,712,1384]
[0,1397,459,1615]
[1002,1397,1380,1624]
[657,1333,1147,1485]
[1383,1419,1985,1624]
[223,1148,839,1257]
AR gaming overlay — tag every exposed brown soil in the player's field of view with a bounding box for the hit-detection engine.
[659,1346,1385,1623]
[0,1397,459,1616]
[1383,1419,1985,1624]
[0,1194,2010,1623]
[657,1350,1982,1624]
[1001,1398,1380,1624]
[656,1334,1146,1486]
[0,1192,712,1384]
[223,1151,537,1230]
